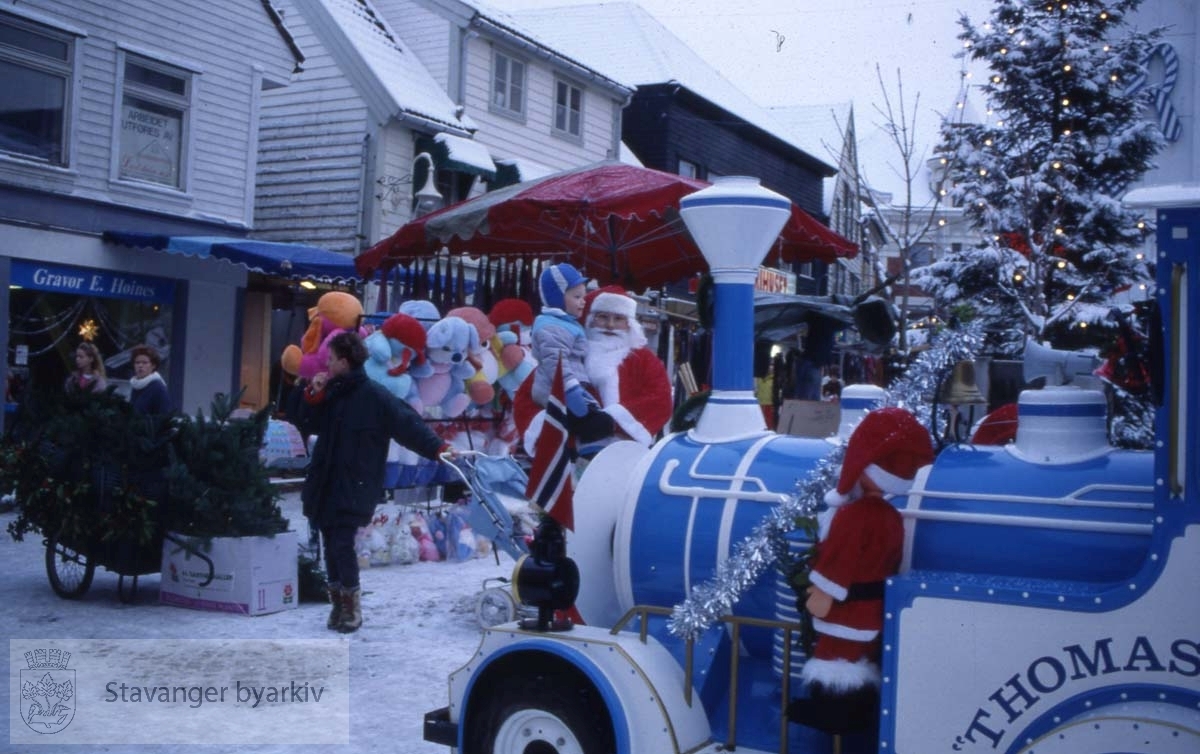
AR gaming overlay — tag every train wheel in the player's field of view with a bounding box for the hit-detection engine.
[475,587,517,628]
[470,673,614,754]
[45,530,95,599]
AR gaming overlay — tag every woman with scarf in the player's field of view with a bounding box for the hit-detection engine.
[128,344,172,415]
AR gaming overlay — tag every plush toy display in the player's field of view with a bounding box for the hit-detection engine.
[418,315,480,419]
[487,298,536,400]
[363,312,431,411]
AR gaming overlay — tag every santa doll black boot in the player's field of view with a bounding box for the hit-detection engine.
[787,682,880,735]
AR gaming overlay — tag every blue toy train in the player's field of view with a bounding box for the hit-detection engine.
[423,178,1200,754]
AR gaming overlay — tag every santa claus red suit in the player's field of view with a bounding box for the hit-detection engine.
[790,406,935,735]
[513,286,672,453]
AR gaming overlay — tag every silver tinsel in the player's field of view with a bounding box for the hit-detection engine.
[668,322,985,640]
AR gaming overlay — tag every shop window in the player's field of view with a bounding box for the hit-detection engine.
[491,50,525,118]
[553,79,582,139]
[115,52,191,189]
[7,260,175,402]
[0,11,76,165]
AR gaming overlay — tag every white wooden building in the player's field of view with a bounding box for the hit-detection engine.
[0,0,307,422]
[255,0,633,260]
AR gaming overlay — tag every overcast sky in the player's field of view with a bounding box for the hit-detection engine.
[489,0,996,134]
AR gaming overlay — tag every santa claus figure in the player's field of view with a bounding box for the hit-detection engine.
[789,406,934,736]
[514,286,672,455]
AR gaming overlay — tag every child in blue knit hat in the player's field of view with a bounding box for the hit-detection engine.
[531,263,598,418]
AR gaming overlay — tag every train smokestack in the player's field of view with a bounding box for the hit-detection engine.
[680,176,791,438]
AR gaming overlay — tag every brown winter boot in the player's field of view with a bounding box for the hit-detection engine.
[325,581,342,630]
[337,586,362,633]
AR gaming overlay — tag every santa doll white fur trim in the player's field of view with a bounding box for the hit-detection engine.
[798,656,881,694]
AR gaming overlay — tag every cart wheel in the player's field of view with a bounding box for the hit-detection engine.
[45,530,95,599]
[117,574,139,604]
[476,587,517,628]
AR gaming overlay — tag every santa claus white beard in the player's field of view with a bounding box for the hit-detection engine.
[586,329,632,407]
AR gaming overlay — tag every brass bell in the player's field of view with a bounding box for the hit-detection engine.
[939,360,987,405]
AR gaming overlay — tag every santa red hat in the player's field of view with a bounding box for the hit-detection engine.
[488,298,533,328]
[584,285,638,324]
[827,407,934,506]
[380,313,427,366]
[970,402,1018,445]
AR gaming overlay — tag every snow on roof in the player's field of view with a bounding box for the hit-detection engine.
[434,132,496,173]
[456,0,634,92]
[504,2,832,171]
[317,0,475,132]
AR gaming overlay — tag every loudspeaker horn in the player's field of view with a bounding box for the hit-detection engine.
[1022,338,1101,386]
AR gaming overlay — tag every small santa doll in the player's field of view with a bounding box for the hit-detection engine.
[789,406,935,735]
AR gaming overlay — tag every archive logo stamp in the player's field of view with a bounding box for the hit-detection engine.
[19,647,75,734]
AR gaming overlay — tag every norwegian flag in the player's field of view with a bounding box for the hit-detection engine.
[524,360,575,531]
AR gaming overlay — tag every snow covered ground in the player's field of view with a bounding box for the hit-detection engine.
[1,490,516,753]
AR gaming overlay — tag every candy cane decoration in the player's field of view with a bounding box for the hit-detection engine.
[1126,42,1182,143]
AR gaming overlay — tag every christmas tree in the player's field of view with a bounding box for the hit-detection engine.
[918,0,1164,354]
[164,390,287,539]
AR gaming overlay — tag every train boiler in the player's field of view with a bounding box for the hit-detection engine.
[422,179,1200,754]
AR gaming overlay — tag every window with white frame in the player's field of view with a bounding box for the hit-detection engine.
[553,79,582,138]
[117,53,191,188]
[0,12,76,165]
[491,50,525,117]
[677,159,697,178]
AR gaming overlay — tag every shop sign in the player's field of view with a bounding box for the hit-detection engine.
[11,260,174,304]
[755,266,794,294]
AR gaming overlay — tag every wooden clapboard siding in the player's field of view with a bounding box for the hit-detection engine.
[461,35,614,172]
[255,0,372,253]
[1,0,295,228]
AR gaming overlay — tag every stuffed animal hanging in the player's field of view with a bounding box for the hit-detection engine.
[487,298,536,400]
[363,312,431,412]
[418,315,481,419]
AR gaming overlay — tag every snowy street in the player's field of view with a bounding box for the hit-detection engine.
[1,490,515,753]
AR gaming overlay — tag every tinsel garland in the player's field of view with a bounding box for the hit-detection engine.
[667,322,986,639]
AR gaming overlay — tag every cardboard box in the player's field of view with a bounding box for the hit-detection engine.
[160,531,298,616]
[777,399,840,438]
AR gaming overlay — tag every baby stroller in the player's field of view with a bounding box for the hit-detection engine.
[444,451,538,627]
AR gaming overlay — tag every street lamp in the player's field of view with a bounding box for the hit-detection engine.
[412,152,443,216]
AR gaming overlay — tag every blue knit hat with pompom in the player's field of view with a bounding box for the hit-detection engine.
[539,263,587,309]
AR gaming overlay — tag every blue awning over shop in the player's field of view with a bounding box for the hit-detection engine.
[102,231,359,283]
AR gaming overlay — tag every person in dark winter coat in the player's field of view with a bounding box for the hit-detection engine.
[128,344,172,415]
[296,331,453,633]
